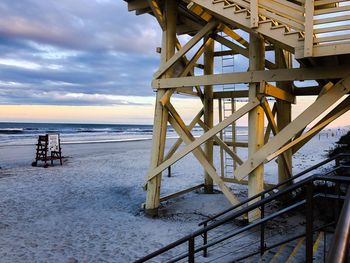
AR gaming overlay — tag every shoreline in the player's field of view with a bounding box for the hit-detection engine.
[0,136,183,148]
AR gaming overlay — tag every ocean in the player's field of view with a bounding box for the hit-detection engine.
[0,122,344,147]
[0,122,207,146]
[0,122,252,146]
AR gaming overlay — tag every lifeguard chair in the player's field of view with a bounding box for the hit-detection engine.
[32,134,63,167]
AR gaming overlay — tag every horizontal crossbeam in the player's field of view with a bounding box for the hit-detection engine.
[152,66,350,89]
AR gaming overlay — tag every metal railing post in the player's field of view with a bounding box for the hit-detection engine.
[306,182,314,262]
[168,166,171,177]
[260,193,265,256]
[203,222,208,257]
[189,237,195,263]
[327,186,350,263]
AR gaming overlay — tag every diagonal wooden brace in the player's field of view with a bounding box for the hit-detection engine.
[146,98,259,183]
[268,96,350,162]
[291,96,350,155]
[261,98,292,177]
[167,107,240,204]
[154,19,219,79]
[234,76,350,180]
[164,108,204,161]
[197,119,243,165]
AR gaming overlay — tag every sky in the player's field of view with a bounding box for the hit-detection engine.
[0,0,348,127]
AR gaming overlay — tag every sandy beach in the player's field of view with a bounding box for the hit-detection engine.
[0,131,345,262]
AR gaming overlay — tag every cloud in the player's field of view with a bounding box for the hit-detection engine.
[0,0,162,106]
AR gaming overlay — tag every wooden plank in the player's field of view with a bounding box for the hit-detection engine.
[127,0,149,11]
[315,0,347,6]
[203,34,215,192]
[304,0,314,57]
[247,33,265,221]
[314,15,350,25]
[159,184,204,202]
[218,98,225,178]
[264,102,277,144]
[250,0,259,28]
[314,34,350,43]
[145,0,177,216]
[152,66,350,89]
[234,76,350,180]
[314,25,350,34]
[214,141,249,148]
[292,96,350,154]
[260,82,296,103]
[222,177,275,189]
[147,0,165,30]
[146,99,259,182]
[314,5,350,15]
[153,20,219,79]
[267,96,350,162]
[261,98,292,177]
[213,90,249,99]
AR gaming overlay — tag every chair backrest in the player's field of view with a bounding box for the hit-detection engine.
[48,134,60,152]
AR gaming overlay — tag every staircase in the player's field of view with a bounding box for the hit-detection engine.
[190,0,350,58]
[133,154,350,262]
[243,231,326,262]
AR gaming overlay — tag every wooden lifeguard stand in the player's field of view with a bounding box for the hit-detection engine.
[125,0,350,217]
[32,134,63,167]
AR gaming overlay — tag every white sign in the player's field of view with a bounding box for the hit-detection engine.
[48,134,59,153]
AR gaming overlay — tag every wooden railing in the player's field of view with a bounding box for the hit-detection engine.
[213,0,305,32]
[313,0,350,55]
[212,0,350,57]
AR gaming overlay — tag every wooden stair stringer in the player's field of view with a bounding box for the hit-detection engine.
[191,0,304,54]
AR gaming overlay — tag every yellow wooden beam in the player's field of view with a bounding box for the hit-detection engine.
[260,81,296,104]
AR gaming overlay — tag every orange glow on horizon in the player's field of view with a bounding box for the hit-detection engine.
[0,96,349,128]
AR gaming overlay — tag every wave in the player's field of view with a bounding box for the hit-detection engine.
[0,128,24,134]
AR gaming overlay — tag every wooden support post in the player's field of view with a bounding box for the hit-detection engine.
[231,98,237,171]
[248,33,265,221]
[219,98,225,178]
[250,0,259,28]
[145,0,178,216]
[304,0,314,57]
[276,48,293,184]
[204,36,214,193]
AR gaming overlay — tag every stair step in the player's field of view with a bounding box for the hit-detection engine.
[234,8,248,14]
[285,237,305,263]
[259,19,273,25]
[269,243,288,263]
[271,25,287,30]
[313,231,324,255]
[212,0,225,4]
[223,4,237,9]
[284,31,301,36]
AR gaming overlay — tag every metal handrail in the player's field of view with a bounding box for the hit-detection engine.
[134,157,350,263]
[199,153,350,227]
[326,186,350,263]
